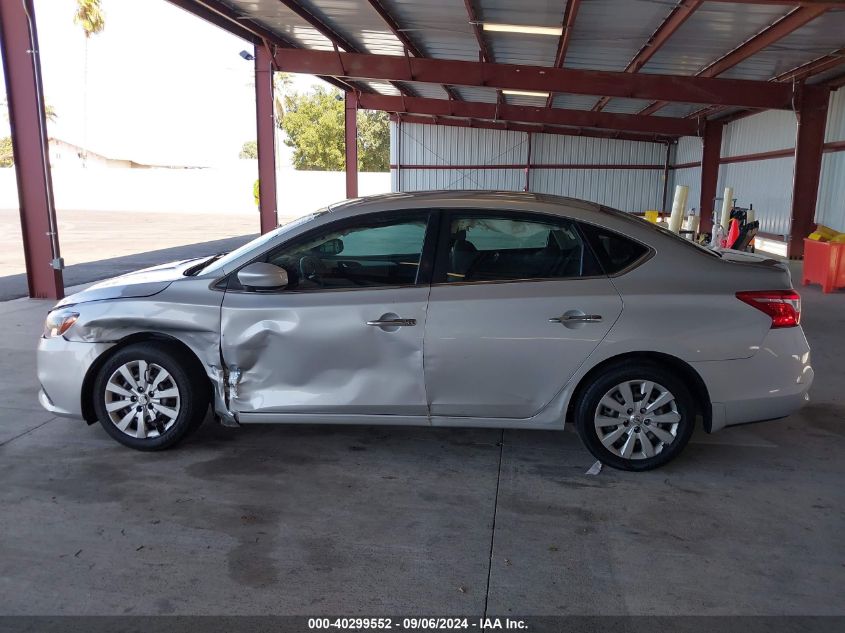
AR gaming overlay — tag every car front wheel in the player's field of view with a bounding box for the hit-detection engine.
[574,361,696,471]
[92,343,208,450]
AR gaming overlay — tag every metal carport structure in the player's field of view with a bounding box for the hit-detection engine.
[2,0,844,299]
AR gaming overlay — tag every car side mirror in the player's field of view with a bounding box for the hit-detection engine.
[237,262,288,290]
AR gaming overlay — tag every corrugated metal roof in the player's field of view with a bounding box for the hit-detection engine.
[211,0,844,125]
[563,0,673,72]
[303,0,406,55]
[480,0,565,66]
[640,3,792,76]
[720,10,845,81]
[378,0,480,62]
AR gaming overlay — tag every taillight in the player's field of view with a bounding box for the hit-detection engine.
[736,290,801,328]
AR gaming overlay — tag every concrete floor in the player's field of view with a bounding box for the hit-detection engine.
[0,262,843,616]
[0,206,310,300]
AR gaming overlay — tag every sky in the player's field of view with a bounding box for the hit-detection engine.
[1,0,325,166]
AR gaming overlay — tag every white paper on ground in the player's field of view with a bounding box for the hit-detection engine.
[585,460,603,475]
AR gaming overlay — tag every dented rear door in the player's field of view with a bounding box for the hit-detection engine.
[220,211,433,418]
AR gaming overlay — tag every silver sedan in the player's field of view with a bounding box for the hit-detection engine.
[36,192,813,470]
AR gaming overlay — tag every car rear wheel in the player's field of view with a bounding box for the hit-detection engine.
[92,343,208,451]
[574,361,696,471]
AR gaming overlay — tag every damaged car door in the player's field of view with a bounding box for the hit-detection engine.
[219,210,435,422]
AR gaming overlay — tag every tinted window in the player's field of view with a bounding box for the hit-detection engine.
[443,214,601,283]
[256,214,429,291]
[579,223,649,275]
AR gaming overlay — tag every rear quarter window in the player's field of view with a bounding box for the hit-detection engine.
[578,223,650,275]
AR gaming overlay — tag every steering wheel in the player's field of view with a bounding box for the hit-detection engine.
[299,255,325,284]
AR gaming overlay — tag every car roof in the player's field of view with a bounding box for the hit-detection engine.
[328,190,602,217]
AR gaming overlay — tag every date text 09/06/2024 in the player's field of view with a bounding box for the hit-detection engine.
[307,617,528,630]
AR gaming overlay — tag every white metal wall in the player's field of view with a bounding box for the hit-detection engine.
[817,89,845,232]
[390,123,527,192]
[390,89,845,230]
[669,136,703,214]
[530,134,667,212]
[390,121,669,213]
[716,110,797,236]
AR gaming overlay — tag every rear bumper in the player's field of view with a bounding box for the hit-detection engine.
[37,336,114,419]
[693,327,813,432]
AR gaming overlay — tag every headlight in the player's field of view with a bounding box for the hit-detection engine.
[43,309,79,339]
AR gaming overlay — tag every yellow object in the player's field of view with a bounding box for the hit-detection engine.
[808,232,825,241]
[645,210,659,223]
[815,225,840,240]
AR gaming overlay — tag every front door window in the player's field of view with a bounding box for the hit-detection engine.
[264,216,429,291]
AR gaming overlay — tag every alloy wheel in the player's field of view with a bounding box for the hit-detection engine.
[103,360,181,439]
[593,379,681,460]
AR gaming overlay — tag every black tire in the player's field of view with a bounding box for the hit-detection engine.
[92,342,209,451]
[574,360,696,471]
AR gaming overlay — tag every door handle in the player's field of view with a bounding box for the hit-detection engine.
[366,318,417,327]
[549,314,603,323]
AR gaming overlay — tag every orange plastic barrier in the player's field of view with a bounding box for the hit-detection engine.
[802,238,845,294]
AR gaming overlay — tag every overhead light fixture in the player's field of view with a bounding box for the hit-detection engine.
[502,89,550,98]
[482,23,563,36]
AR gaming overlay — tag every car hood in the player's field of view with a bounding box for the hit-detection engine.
[54,258,201,308]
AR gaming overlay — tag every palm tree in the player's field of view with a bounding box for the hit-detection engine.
[274,72,293,124]
[73,0,105,166]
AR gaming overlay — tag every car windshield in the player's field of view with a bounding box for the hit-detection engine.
[197,211,328,275]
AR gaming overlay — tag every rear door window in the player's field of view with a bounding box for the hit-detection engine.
[438,212,603,283]
[578,222,650,275]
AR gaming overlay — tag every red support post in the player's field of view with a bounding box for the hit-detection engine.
[254,44,278,234]
[698,120,723,235]
[789,85,829,259]
[345,92,359,199]
[0,0,64,299]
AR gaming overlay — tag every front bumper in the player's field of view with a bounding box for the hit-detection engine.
[37,336,114,419]
[693,327,813,432]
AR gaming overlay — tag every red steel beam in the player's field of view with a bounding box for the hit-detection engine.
[593,0,702,112]
[552,0,581,68]
[546,0,581,107]
[345,92,359,199]
[686,48,845,121]
[365,0,460,100]
[773,47,845,82]
[391,114,678,144]
[255,44,278,234]
[789,85,829,259]
[705,0,840,5]
[361,93,697,135]
[464,0,492,62]
[639,5,829,116]
[273,47,794,109]
[698,121,724,234]
[0,0,64,299]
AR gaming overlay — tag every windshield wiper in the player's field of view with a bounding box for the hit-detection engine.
[184,253,227,276]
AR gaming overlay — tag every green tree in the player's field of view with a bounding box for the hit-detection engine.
[239,140,258,159]
[1,102,57,167]
[74,0,105,166]
[280,87,389,172]
[357,110,390,172]
[0,136,13,168]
